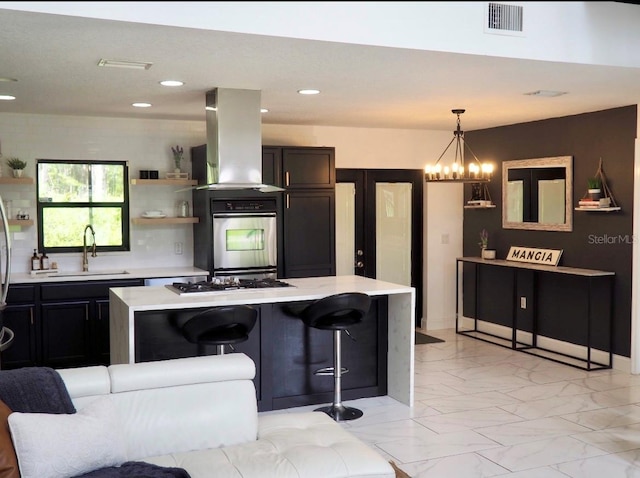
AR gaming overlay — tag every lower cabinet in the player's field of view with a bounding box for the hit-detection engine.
[3,279,143,370]
[2,285,38,369]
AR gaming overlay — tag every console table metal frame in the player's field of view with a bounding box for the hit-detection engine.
[455,257,614,371]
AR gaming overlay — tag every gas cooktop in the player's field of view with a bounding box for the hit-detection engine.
[168,278,293,295]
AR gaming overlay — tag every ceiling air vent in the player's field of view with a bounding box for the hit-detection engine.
[485,2,524,36]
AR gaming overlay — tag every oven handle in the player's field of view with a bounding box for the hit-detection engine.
[213,212,276,218]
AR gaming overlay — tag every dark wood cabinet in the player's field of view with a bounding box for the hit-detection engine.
[267,296,387,410]
[263,146,336,278]
[283,190,336,278]
[3,279,143,370]
[263,146,335,189]
[2,285,38,369]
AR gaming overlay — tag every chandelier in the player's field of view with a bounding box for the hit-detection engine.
[424,109,493,183]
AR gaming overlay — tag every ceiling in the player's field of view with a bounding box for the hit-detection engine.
[0,6,639,132]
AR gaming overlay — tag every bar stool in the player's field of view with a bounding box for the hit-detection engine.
[181,305,257,356]
[298,292,371,421]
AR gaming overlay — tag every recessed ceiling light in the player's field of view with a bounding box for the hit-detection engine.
[159,80,184,87]
[261,108,269,113]
[98,59,153,70]
[0,78,17,82]
[0,95,16,101]
[132,102,152,108]
[524,90,567,97]
[298,89,320,95]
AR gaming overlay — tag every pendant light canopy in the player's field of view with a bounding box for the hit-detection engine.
[424,109,493,183]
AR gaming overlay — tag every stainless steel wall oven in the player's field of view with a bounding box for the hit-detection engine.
[211,198,277,279]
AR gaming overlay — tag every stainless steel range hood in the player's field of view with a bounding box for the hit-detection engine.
[196,88,282,192]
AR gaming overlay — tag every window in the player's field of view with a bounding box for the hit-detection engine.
[37,159,130,253]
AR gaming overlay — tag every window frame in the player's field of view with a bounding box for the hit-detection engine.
[36,159,130,253]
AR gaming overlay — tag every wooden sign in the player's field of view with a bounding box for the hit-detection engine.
[506,246,563,266]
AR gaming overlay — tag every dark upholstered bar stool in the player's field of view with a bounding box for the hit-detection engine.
[298,292,372,421]
[181,305,257,356]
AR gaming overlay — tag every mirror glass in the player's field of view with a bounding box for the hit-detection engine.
[502,156,573,232]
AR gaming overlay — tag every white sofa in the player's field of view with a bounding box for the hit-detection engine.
[57,353,395,478]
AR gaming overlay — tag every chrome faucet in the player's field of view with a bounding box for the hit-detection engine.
[82,224,97,272]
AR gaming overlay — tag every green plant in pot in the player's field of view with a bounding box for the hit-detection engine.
[6,157,27,178]
[587,177,602,200]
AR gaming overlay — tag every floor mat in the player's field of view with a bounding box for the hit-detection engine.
[415,331,445,344]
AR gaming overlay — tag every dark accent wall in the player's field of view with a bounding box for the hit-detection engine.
[463,105,637,357]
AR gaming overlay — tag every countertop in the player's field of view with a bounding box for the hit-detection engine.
[109,274,414,311]
[11,266,209,284]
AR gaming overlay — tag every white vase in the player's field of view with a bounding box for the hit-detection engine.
[12,169,23,178]
[174,167,181,174]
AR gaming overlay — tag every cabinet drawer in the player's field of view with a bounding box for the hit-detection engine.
[7,285,36,303]
[41,279,143,301]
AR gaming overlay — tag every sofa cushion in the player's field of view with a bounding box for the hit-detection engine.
[8,397,127,478]
[0,400,19,478]
[142,412,395,478]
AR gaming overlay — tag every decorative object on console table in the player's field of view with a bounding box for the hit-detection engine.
[576,158,621,212]
[6,157,26,178]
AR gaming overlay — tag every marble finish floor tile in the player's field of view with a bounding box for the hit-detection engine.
[477,435,608,472]
[264,328,640,476]
[553,449,640,477]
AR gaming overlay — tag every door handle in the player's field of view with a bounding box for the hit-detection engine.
[355,261,364,268]
[356,250,364,256]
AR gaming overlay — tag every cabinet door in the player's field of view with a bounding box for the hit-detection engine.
[2,304,38,369]
[93,299,110,365]
[282,148,335,189]
[262,147,282,187]
[283,190,335,278]
[269,297,387,410]
[41,301,91,368]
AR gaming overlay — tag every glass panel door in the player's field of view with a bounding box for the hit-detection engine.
[375,183,412,286]
[335,183,355,275]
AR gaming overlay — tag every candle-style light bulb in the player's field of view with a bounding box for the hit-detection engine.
[452,162,459,179]
[434,164,442,180]
[443,166,450,179]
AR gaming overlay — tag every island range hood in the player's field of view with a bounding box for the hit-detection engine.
[195,87,282,192]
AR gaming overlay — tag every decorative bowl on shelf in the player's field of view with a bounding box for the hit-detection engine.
[142,210,166,218]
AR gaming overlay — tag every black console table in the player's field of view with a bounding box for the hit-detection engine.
[456,257,614,371]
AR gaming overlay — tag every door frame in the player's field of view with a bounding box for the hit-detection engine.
[337,169,423,326]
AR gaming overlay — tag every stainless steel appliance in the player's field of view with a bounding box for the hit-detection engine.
[168,277,292,295]
[212,198,277,279]
[0,196,15,361]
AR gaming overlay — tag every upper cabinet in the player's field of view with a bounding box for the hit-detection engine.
[263,146,335,189]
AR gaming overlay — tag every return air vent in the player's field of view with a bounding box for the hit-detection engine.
[485,2,524,36]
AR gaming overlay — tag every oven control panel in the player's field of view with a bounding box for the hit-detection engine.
[211,199,277,213]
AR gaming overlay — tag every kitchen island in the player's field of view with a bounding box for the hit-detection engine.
[109,275,415,409]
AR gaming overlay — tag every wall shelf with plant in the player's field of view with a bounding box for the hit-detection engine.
[575,158,621,212]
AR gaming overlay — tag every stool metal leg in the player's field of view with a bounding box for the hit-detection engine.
[314,329,363,422]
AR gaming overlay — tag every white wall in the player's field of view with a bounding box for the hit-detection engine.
[1,113,458,328]
[5,2,640,68]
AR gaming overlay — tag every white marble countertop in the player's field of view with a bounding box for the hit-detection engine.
[109,275,414,312]
[11,266,209,284]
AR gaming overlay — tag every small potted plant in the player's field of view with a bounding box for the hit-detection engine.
[171,145,184,173]
[6,157,27,178]
[478,229,495,259]
[587,177,602,200]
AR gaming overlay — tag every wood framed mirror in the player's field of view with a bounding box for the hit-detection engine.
[502,156,573,232]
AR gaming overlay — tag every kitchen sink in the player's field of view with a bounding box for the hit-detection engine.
[49,270,130,277]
